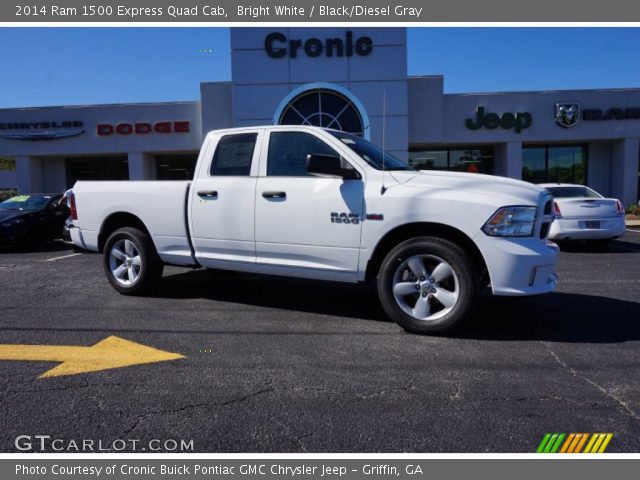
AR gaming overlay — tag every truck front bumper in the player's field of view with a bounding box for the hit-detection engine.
[473,233,559,296]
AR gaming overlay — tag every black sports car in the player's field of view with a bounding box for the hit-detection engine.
[0,193,69,245]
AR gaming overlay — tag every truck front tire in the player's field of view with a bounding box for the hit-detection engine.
[103,227,163,295]
[377,237,480,335]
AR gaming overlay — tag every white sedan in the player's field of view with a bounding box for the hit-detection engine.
[539,183,626,248]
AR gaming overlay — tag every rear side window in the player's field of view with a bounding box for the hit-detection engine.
[267,131,338,176]
[210,133,257,176]
[546,186,601,198]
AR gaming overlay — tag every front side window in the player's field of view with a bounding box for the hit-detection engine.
[210,133,257,176]
[267,131,338,176]
[330,131,412,171]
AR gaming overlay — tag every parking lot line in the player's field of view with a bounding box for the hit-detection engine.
[626,228,640,233]
[45,252,82,262]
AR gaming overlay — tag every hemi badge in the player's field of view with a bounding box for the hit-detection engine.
[366,213,384,221]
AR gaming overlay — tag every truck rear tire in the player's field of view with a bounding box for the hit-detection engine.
[103,227,163,295]
[377,236,480,335]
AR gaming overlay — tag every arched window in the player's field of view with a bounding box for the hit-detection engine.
[277,88,365,137]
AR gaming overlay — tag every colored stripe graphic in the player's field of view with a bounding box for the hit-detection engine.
[559,433,575,453]
[537,433,613,453]
[597,433,613,453]
[574,433,589,453]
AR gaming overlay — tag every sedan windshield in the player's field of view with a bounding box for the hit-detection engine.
[546,186,602,199]
[328,131,413,171]
[0,194,51,210]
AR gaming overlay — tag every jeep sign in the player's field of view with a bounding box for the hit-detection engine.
[465,107,533,133]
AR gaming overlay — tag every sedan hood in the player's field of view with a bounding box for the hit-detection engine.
[390,170,546,205]
[0,210,30,224]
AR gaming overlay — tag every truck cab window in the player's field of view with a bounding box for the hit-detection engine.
[267,131,339,176]
[210,133,257,176]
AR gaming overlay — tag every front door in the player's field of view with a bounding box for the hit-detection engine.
[254,130,364,281]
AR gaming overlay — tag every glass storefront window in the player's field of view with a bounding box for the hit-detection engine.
[0,157,16,171]
[156,154,199,180]
[522,145,586,184]
[522,147,546,184]
[65,156,129,187]
[408,150,447,170]
[409,146,494,174]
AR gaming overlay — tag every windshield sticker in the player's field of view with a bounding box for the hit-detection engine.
[5,195,30,203]
[340,138,356,144]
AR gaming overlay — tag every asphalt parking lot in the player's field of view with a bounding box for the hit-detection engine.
[0,232,639,453]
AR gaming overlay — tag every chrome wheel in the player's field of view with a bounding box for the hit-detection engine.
[392,254,459,322]
[109,239,142,286]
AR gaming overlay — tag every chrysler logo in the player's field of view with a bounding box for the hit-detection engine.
[555,103,581,128]
[0,121,84,141]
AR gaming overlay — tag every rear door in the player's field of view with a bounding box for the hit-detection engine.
[254,129,365,281]
[189,131,261,271]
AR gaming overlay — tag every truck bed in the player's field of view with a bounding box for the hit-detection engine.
[72,180,196,266]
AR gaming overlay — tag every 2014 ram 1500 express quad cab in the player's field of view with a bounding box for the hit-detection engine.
[69,125,558,334]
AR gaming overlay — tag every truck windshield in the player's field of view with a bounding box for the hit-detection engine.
[327,131,413,171]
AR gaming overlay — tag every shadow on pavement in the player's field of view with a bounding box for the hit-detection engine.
[156,268,639,343]
[0,240,75,254]
[156,268,388,322]
[461,292,640,343]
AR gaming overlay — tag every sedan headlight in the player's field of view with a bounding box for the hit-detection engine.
[482,206,537,237]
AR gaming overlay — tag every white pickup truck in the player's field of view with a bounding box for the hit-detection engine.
[70,125,558,334]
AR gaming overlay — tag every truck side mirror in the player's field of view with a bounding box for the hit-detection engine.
[306,154,360,179]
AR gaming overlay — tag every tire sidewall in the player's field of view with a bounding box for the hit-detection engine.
[103,228,154,295]
[377,237,479,334]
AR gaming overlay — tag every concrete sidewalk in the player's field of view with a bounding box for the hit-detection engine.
[627,219,640,228]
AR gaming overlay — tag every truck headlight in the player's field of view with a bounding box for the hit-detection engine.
[482,206,537,237]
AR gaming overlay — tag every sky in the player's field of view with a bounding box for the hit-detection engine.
[2,27,640,108]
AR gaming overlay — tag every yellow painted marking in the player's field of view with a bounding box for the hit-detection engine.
[590,433,606,453]
[560,433,575,453]
[0,336,185,378]
[574,433,589,453]
[584,433,599,453]
[598,434,613,453]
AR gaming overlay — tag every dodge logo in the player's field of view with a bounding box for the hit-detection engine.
[555,103,581,128]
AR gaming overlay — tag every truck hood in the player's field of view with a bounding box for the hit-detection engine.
[389,170,546,205]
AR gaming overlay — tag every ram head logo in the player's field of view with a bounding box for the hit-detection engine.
[555,103,581,128]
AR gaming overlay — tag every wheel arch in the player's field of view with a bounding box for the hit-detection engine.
[364,222,489,284]
[98,212,151,253]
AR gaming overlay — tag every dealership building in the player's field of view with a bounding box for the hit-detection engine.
[1,27,639,207]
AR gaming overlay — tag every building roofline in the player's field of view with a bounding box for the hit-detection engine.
[446,86,640,96]
[0,100,201,112]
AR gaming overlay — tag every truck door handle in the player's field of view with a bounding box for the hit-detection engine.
[262,191,286,199]
[197,190,218,199]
